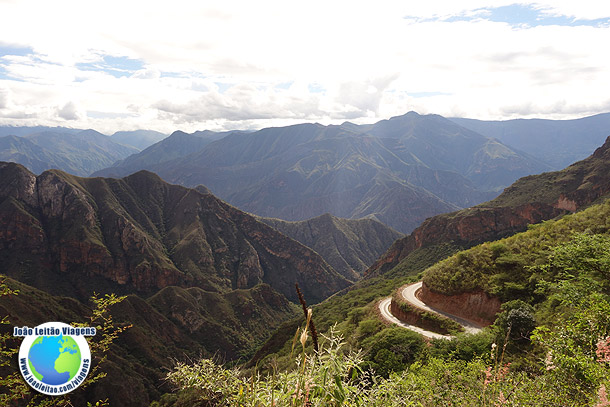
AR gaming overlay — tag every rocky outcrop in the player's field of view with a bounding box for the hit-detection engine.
[366,203,567,277]
[419,282,501,326]
[366,136,610,278]
[0,163,350,303]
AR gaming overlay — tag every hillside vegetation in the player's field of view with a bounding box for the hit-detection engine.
[96,112,547,233]
[157,199,610,406]
[259,213,403,281]
[423,200,610,299]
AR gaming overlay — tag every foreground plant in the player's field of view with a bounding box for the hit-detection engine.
[0,276,128,407]
[165,323,369,407]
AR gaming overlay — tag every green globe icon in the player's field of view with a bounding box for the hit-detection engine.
[28,335,82,386]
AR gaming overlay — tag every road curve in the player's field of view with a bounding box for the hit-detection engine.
[377,297,451,340]
[401,282,483,334]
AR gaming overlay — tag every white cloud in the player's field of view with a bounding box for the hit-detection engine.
[0,1,609,132]
[57,101,80,121]
[0,88,8,109]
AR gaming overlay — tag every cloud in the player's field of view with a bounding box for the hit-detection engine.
[0,88,7,109]
[153,83,324,123]
[131,67,160,79]
[335,75,400,115]
[57,101,80,120]
[0,1,609,132]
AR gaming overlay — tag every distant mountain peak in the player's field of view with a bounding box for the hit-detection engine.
[366,135,610,278]
[93,112,548,233]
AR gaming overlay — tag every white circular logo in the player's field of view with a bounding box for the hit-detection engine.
[17,322,93,396]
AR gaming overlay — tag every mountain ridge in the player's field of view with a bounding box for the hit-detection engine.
[259,213,403,281]
[451,112,610,169]
[0,163,350,303]
[366,135,610,278]
[96,112,543,233]
[0,129,139,176]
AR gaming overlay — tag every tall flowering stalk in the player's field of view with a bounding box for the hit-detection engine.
[296,283,318,353]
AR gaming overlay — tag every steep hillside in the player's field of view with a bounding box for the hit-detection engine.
[0,276,297,406]
[452,113,610,169]
[0,135,71,175]
[355,112,550,191]
[249,138,610,376]
[259,213,403,281]
[420,200,610,322]
[0,130,138,176]
[367,136,610,278]
[160,200,610,407]
[0,163,349,303]
[103,114,543,233]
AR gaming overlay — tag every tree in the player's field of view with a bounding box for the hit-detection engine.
[0,275,128,407]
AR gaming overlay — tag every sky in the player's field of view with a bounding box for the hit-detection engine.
[1,0,610,134]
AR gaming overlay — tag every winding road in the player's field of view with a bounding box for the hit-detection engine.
[378,296,451,340]
[378,281,483,339]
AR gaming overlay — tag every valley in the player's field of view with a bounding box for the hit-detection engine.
[3,3,610,405]
[1,116,609,407]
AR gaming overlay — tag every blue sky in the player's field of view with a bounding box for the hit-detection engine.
[0,1,609,133]
[438,3,610,27]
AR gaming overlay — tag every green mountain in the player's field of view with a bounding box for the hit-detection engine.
[98,113,545,233]
[259,213,403,281]
[162,199,610,407]
[0,135,70,175]
[0,276,298,406]
[422,200,610,300]
[249,136,610,370]
[354,111,550,191]
[451,112,610,169]
[0,163,356,405]
[0,130,139,176]
[367,135,610,278]
[95,130,234,179]
[0,162,349,303]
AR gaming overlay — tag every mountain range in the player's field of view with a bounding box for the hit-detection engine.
[0,129,139,176]
[0,163,349,303]
[248,132,610,383]
[451,112,610,169]
[1,125,609,406]
[367,134,610,278]
[109,129,168,150]
[0,162,389,405]
[95,112,549,233]
[100,129,242,178]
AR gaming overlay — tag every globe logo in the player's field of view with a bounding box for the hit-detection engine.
[28,335,82,385]
[17,322,94,396]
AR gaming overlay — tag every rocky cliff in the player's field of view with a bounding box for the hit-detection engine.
[0,163,350,303]
[366,136,610,278]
